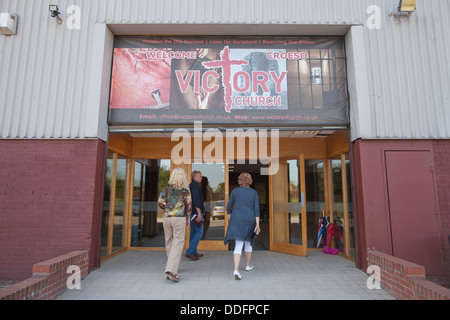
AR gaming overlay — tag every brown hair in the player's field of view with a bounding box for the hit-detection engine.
[238,172,253,187]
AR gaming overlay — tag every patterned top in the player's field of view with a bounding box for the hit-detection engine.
[158,184,192,218]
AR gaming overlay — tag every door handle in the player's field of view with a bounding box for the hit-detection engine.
[225,192,229,213]
[301,192,305,208]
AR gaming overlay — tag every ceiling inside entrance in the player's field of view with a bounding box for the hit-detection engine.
[127,129,338,138]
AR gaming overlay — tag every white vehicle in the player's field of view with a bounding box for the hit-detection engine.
[212,200,225,220]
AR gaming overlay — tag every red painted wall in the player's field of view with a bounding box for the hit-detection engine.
[0,139,106,283]
[432,140,450,283]
[384,150,442,275]
[352,139,449,283]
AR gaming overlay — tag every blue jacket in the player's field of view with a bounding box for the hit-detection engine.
[224,186,260,244]
[189,180,205,218]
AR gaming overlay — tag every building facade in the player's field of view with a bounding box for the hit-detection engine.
[0,0,449,287]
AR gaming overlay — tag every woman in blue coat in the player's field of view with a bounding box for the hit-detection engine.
[224,172,260,280]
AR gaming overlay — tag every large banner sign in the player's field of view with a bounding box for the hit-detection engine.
[109,36,349,126]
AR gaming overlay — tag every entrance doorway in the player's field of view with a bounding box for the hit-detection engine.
[191,162,226,246]
[100,130,355,263]
[228,162,270,251]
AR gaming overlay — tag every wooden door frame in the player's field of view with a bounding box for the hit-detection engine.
[269,155,307,257]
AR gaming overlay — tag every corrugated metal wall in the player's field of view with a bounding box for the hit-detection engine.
[91,0,366,25]
[0,0,96,139]
[0,0,449,139]
[365,0,450,139]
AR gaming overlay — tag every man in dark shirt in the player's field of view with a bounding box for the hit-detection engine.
[186,170,205,260]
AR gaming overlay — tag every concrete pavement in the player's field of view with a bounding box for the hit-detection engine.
[58,250,396,300]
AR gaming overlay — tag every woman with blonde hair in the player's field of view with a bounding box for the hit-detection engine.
[224,172,260,280]
[158,167,192,282]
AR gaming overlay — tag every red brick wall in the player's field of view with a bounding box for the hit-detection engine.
[0,250,89,300]
[432,140,450,284]
[0,139,106,283]
[367,250,450,300]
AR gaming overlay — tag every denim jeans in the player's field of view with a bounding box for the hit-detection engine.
[186,221,203,255]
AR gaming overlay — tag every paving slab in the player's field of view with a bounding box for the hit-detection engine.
[58,250,396,300]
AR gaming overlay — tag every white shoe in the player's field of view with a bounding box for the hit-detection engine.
[245,265,254,272]
[233,270,242,280]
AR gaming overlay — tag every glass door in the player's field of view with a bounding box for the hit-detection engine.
[191,162,229,250]
[270,156,307,256]
[130,159,171,248]
[100,151,130,260]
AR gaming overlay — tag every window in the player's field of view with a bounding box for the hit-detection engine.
[305,160,326,248]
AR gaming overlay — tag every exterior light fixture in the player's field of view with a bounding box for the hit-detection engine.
[399,0,417,12]
[49,5,62,24]
[391,0,417,16]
